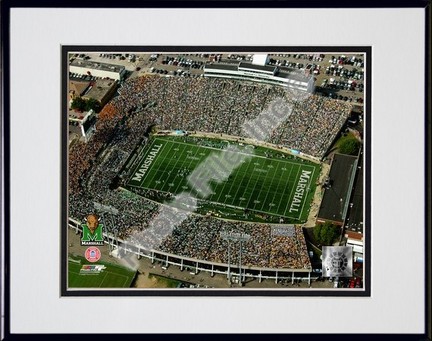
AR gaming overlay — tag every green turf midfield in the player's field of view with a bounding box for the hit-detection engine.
[68,255,137,288]
[125,136,320,223]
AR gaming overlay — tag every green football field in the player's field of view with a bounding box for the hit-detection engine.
[125,136,320,223]
[68,255,137,288]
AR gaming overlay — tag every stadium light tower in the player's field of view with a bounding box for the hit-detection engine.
[220,231,251,286]
[220,231,232,281]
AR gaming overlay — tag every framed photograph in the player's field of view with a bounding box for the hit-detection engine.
[1,1,430,337]
[62,46,370,297]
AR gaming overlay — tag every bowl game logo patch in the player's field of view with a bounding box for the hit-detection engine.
[85,247,101,263]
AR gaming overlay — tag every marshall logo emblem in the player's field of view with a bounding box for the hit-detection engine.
[81,214,104,246]
[322,246,353,277]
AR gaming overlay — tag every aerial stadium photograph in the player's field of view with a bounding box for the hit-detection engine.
[64,48,368,293]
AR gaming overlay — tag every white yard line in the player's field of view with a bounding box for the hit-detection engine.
[271,162,294,212]
[157,141,188,192]
[261,162,282,213]
[282,165,302,217]
[226,158,249,206]
[242,161,260,210]
[173,144,204,194]
[141,140,171,188]
[247,162,268,212]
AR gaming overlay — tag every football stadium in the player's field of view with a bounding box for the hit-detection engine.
[68,65,353,286]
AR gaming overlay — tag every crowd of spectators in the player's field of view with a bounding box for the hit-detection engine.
[273,95,350,156]
[159,217,311,269]
[68,74,351,270]
[113,76,351,158]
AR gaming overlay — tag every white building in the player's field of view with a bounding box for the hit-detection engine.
[252,54,269,66]
[204,61,314,93]
[69,109,96,143]
[70,59,126,80]
[345,231,363,263]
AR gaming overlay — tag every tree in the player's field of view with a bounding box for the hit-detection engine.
[320,223,331,245]
[70,97,86,112]
[71,97,101,113]
[85,98,102,113]
[320,221,339,245]
[339,137,360,155]
[313,224,322,242]
[313,221,340,246]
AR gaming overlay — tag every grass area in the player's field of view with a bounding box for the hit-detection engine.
[334,132,359,152]
[125,136,320,223]
[68,255,137,288]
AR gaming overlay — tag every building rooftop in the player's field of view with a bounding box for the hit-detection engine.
[238,62,276,74]
[219,59,243,65]
[70,59,126,73]
[68,108,88,121]
[345,154,364,232]
[205,62,312,84]
[69,80,90,97]
[83,78,117,103]
[277,69,312,83]
[318,153,358,223]
[204,63,239,71]
[345,231,363,241]
[252,54,268,66]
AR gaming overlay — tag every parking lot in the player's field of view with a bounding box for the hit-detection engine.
[266,53,365,105]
